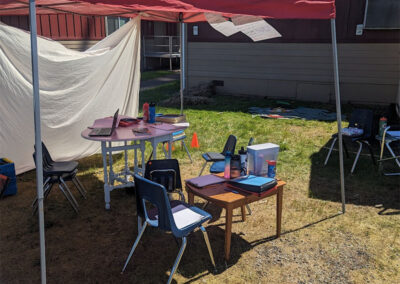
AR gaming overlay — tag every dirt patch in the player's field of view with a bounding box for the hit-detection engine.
[254,234,371,284]
[160,93,214,107]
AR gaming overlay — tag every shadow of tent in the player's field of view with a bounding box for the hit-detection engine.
[309,138,400,213]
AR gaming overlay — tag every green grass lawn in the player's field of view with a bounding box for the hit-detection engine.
[1,82,399,283]
[140,70,175,81]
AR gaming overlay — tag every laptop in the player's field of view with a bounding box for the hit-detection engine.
[89,109,119,137]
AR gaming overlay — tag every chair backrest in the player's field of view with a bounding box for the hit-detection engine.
[221,135,237,155]
[349,109,374,138]
[144,159,182,192]
[33,142,54,170]
[134,174,178,233]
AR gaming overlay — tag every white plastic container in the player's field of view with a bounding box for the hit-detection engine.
[247,143,280,176]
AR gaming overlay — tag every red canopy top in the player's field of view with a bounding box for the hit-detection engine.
[0,0,336,21]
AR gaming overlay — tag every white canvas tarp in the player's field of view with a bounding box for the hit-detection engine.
[0,17,141,174]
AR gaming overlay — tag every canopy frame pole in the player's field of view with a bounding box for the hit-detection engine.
[29,0,47,282]
[180,22,186,115]
[330,18,346,214]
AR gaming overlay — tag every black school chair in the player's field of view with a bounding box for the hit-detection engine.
[31,143,87,214]
[324,109,376,173]
[145,159,185,201]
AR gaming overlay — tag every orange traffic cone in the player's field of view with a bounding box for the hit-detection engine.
[191,132,199,148]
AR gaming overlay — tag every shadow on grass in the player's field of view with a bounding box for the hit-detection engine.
[139,81,357,118]
[309,139,400,213]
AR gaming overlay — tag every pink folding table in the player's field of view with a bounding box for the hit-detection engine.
[81,118,187,209]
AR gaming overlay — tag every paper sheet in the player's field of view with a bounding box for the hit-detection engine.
[173,208,204,229]
[205,13,239,37]
[205,13,281,42]
[231,15,281,42]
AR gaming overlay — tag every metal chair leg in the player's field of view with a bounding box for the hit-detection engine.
[364,141,376,165]
[58,183,79,213]
[75,176,87,197]
[32,182,52,216]
[72,177,87,199]
[246,204,252,215]
[351,141,363,174]
[31,177,51,207]
[200,226,216,269]
[44,183,54,200]
[122,221,148,273]
[178,190,186,202]
[202,201,209,210]
[137,216,143,232]
[60,177,79,209]
[386,142,400,168]
[324,138,337,166]
[182,141,193,163]
[198,161,208,176]
[167,237,187,284]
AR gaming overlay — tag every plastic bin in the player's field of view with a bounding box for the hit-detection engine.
[247,143,280,176]
[0,158,17,197]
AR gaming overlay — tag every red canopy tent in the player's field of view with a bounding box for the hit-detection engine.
[0,1,345,283]
[0,0,336,20]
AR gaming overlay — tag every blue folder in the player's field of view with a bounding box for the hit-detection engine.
[229,175,277,194]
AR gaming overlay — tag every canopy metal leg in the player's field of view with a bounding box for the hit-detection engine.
[29,1,46,282]
[331,19,346,213]
[180,22,186,115]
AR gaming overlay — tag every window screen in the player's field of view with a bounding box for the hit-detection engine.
[364,0,400,29]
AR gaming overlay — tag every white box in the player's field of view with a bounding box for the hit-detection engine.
[247,143,280,176]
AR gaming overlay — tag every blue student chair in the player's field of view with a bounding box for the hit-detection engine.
[198,134,237,176]
[121,174,216,284]
[164,130,193,162]
[148,130,193,163]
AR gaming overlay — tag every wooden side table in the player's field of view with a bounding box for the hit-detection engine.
[185,180,286,263]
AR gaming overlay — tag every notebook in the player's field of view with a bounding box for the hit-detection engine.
[186,174,226,188]
[228,175,277,195]
[206,152,225,160]
[89,109,119,136]
[173,208,205,229]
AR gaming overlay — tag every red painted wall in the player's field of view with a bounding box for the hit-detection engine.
[0,14,106,40]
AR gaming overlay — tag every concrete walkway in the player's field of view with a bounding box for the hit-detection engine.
[140,73,180,91]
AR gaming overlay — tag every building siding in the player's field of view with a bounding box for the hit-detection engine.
[187,42,399,104]
[0,14,105,40]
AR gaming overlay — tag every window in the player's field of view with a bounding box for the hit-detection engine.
[364,0,400,29]
[106,16,130,35]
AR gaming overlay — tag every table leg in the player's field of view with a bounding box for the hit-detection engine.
[225,207,233,263]
[152,139,157,160]
[276,187,283,237]
[168,137,172,159]
[141,141,146,175]
[124,141,128,181]
[134,141,139,174]
[108,142,115,185]
[241,205,246,222]
[188,192,194,205]
[101,142,111,210]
